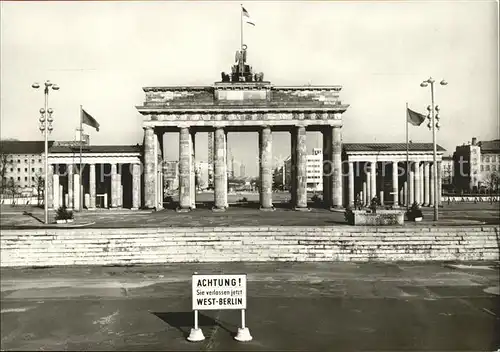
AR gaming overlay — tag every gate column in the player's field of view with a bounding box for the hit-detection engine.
[259,126,274,210]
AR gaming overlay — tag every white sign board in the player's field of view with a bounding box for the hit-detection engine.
[192,274,247,311]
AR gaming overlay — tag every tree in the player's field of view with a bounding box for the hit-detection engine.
[0,150,13,194]
[7,179,19,205]
[484,171,499,195]
[35,176,45,206]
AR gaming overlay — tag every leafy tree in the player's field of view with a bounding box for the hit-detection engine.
[7,179,19,205]
[0,150,12,194]
[35,176,45,206]
[484,171,499,195]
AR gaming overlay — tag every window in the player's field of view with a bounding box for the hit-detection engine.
[492,156,497,162]
[17,159,20,163]
[486,165,490,171]
[17,177,20,181]
[481,165,484,171]
[31,177,35,181]
[31,168,35,172]
[10,177,13,180]
[17,168,20,172]
[24,159,27,164]
[24,168,27,172]
[31,159,34,163]
[38,159,42,163]
[485,156,490,162]
[24,177,27,181]
[492,165,497,172]
[39,168,42,172]
[10,168,13,172]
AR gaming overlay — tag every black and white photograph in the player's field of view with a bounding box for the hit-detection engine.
[0,0,499,350]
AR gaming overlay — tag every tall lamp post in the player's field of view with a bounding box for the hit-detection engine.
[420,77,447,221]
[32,80,59,224]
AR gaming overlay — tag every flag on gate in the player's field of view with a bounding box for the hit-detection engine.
[242,6,255,26]
[406,108,426,126]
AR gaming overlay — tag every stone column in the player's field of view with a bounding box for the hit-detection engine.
[67,164,74,209]
[111,163,118,208]
[331,126,343,209]
[392,161,399,207]
[322,128,332,207]
[366,164,371,205]
[290,128,297,206]
[47,164,53,209]
[118,170,123,208]
[143,127,155,209]
[52,172,59,209]
[401,181,406,206]
[419,163,424,206]
[89,164,96,210]
[73,173,80,211]
[213,127,227,211]
[178,127,191,211]
[429,162,435,206]
[370,161,377,200]
[414,161,421,205]
[58,184,63,209]
[437,161,442,206]
[362,181,367,206]
[295,126,308,210]
[132,163,140,210]
[259,126,274,210]
[423,162,430,206]
[190,131,196,209]
[348,161,354,207]
[409,163,414,205]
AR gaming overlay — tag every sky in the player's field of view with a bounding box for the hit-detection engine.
[1,0,498,176]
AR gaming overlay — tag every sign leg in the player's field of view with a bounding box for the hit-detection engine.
[234,309,252,342]
[187,310,205,342]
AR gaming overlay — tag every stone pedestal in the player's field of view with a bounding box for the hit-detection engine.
[259,126,274,210]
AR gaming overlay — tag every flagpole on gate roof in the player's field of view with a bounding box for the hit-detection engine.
[240,4,243,51]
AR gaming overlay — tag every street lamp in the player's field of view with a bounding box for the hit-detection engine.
[420,77,447,221]
[32,80,59,224]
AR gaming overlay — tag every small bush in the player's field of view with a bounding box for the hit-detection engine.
[55,206,74,221]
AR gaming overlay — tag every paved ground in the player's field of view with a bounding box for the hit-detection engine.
[1,262,499,351]
[1,198,499,229]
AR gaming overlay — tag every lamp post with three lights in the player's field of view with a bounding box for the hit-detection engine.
[32,80,59,224]
[420,77,447,221]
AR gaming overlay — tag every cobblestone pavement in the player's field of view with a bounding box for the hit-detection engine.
[1,200,499,229]
[1,262,499,351]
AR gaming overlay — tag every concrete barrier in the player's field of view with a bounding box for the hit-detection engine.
[1,226,498,267]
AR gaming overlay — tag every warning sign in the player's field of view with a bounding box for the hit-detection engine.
[192,274,247,310]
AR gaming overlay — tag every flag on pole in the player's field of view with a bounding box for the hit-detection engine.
[82,109,100,131]
[242,6,255,26]
[406,108,426,126]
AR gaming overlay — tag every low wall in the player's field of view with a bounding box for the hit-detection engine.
[442,195,500,203]
[1,226,499,267]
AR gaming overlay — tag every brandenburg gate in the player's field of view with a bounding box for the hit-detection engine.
[136,46,349,211]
